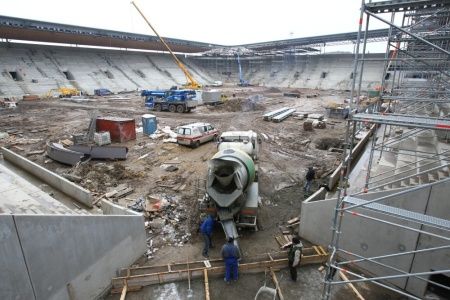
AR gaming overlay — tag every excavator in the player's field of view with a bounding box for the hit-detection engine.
[131,1,201,90]
[44,87,80,98]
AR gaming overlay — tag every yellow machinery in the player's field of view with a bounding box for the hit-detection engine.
[45,87,80,98]
[131,1,201,90]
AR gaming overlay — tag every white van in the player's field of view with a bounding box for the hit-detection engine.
[177,123,219,148]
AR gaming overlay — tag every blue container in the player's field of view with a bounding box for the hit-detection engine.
[142,114,157,135]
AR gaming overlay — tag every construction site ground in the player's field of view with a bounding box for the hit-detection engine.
[0,86,402,299]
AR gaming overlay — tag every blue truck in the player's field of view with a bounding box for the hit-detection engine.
[141,89,197,113]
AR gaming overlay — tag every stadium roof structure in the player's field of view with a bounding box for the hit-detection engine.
[0,15,391,55]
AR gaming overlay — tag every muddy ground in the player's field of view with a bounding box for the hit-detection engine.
[0,86,400,299]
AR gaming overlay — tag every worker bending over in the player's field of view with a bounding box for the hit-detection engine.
[289,237,303,281]
[221,237,240,283]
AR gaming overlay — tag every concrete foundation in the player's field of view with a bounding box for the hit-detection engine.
[0,214,146,300]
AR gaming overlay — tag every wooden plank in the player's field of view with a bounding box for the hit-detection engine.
[275,236,286,247]
[286,221,300,228]
[119,280,127,300]
[111,286,142,294]
[287,217,300,225]
[204,269,210,300]
[339,271,365,300]
[270,268,284,300]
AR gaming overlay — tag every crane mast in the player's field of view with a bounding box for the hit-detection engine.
[131,1,201,90]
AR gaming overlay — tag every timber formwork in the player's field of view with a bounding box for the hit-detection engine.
[111,247,328,293]
[323,1,450,299]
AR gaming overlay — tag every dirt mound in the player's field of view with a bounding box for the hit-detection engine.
[266,87,282,93]
[210,97,266,112]
[315,137,343,150]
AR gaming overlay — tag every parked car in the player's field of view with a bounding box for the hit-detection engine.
[176,123,219,148]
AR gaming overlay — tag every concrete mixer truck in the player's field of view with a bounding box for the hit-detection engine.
[199,130,261,252]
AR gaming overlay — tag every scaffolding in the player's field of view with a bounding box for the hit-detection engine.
[323,0,450,299]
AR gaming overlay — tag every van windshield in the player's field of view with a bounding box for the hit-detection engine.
[178,128,191,135]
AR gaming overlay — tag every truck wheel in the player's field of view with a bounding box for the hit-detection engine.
[154,104,162,112]
[169,104,176,112]
[193,141,200,148]
[176,105,185,113]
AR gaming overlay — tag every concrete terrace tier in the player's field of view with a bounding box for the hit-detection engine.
[0,158,88,215]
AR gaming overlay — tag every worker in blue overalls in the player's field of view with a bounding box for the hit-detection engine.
[221,237,241,283]
[200,215,214,258]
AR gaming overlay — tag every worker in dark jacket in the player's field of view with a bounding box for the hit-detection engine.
[200,215,214,258]
[221,237,240,282]
[304,167,316,194]
[288,237,303,281]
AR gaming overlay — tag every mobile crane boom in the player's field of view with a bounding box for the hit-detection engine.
[131,1,201,90]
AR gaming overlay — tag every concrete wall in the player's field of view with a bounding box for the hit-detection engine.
[192,53,385,91]
[1,147,93,207]
[0,214,146,300]
[299,180,450,297]
[0,215,35,300]
[405,181,450,296]
[101,199,141,216]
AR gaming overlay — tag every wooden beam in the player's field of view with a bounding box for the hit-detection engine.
[119,280,127,300]
[269,268,284,300]
[111,247,328,290]
[203,269,210,300]
[338,271,365,300]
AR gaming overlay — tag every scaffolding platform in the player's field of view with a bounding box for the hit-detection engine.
[343,196,450,230]
[365,0,450,13]
[351,113,450,130]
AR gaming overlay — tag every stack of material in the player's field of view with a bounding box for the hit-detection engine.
[303,120,313,131]
[263,107,296,122]
[22,95,40,101]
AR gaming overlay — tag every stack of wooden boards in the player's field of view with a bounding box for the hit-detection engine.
[275,217,300,249]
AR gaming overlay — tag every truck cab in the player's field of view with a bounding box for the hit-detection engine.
[141,89,197,112]
[218,131,260,160]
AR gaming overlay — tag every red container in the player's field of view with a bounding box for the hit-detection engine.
[96,117,136,143]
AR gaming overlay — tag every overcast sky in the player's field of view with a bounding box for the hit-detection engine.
[0,0,390,46]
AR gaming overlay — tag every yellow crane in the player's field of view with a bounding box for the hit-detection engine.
[131,1,201,90]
